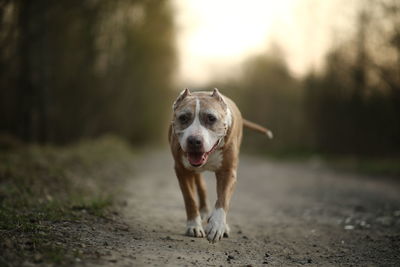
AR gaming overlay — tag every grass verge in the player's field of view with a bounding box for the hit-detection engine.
[248,146,400,178]
[262,150,400,177]
[0,136,135,266]
[325,156,400,177]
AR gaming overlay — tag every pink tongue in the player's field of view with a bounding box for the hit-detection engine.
[188,153,205,166]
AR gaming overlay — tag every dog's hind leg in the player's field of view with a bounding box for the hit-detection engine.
[194,173,209,220]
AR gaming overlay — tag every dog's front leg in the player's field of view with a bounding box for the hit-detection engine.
[205,168,237,242]
[194,173,209,220]
[175,166,205,237]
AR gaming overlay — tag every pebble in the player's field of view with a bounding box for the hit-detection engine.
[344,225,354,230]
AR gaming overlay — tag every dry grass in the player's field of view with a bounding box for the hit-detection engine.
[0,136,135,266]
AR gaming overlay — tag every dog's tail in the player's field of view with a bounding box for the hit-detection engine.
[243,119,273,139]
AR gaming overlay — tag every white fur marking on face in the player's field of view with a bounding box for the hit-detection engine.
[205,208,228,242]
[178,97,219,153]
[186,215,205,237]
[195,98,200,116]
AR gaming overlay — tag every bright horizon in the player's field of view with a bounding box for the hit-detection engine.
[172,0,358,86]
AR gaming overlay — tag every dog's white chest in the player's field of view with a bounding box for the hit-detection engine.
[182,150,223,172]
[204,150,223,171]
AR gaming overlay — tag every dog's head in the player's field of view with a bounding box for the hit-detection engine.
[172,88,232,167]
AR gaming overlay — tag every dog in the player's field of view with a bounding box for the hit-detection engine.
[168,88,272,243]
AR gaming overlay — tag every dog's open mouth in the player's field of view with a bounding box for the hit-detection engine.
[186,139,220,167]
[187,152,208,167]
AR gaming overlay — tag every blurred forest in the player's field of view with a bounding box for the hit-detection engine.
[0,0,176,144]
[0,0,399,157]
[303,0,400,156]
[210,0,400,157]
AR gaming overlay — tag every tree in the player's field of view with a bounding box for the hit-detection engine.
[0,0,177,145]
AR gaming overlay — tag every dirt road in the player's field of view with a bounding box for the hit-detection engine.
[88,150,400,266]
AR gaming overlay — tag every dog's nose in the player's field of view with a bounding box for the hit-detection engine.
[187,135,203,149]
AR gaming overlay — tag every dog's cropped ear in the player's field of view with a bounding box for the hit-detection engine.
[173,88,191,111]
[211,88,227,109]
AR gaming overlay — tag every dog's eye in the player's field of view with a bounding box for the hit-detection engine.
[207,114,217,123]
[178,114,189,124]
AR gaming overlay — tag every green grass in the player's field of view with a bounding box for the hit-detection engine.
[0,136,135,266]
[326,156,400,177]
[253,148,400,177]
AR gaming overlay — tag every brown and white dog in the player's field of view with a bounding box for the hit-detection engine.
[168,88,272,243]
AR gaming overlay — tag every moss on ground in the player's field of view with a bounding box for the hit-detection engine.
[0,136,135,266]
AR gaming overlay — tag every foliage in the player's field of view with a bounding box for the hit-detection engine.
[304,0,400,155]
[208,1,400,158]
[0,0,176,144]
[207,46,309,154]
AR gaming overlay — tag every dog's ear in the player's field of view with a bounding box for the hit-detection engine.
[173,88,191,110]
[211,88,227,108]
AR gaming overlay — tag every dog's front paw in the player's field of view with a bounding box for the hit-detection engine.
[223,223,230,237]
[205,208,228,243]
[186,216,205,237]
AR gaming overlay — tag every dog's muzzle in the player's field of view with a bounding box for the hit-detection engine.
[185,138,221,167]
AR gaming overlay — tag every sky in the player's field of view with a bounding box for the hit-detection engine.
[172,0,358,86]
